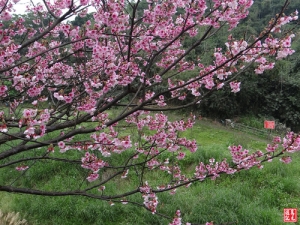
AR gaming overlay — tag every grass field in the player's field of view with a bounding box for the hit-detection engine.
[0,116,299,225]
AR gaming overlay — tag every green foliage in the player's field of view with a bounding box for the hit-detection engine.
[199,58,300,130]
[237,115,265,129]
[70,13,94,27]
[199,88,241,119]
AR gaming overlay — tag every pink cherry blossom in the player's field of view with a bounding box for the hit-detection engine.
[86,173,99,182]
[142,192,158,214]
[169,210,182,225]
[280,156,292,164]
[16,165,29,171]
[230,81,241,93]
[0,124,8,132]
[206,222,214,225]
[0,85,8,97]
[22,109,37,118]
[121,169,129,179]
[58,141,66,152]
[176,152,185,160]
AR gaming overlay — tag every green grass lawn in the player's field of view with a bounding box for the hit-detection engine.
[0,116,299,225]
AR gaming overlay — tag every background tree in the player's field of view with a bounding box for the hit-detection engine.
[197,0,300,129]
[0,0,299,224]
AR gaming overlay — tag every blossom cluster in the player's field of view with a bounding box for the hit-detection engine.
[169,209,219,225]
[140,182,159,214]
[81,152,108,182]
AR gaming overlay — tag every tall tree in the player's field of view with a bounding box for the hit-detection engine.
[0,0,299,223]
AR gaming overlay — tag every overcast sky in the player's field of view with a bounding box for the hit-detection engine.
[12,0,80,21]
[12,0,33,15]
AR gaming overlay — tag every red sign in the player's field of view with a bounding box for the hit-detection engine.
[284,208,298,222]
[264,120,275,129]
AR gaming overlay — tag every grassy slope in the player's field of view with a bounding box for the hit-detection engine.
[0,117,299,225]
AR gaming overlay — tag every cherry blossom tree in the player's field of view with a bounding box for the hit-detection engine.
[0,0,299,224]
